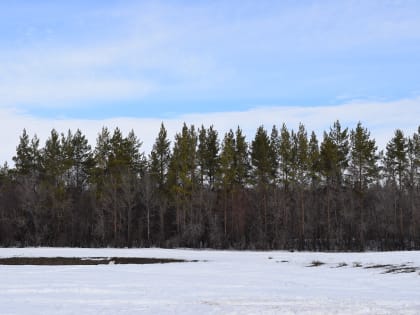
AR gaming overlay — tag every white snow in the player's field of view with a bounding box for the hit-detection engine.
[0,248,420,314]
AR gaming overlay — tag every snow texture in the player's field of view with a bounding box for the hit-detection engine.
[0,248,420,314]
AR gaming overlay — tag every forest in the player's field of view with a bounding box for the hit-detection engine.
[0,120,419,251]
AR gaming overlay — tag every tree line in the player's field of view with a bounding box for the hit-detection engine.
[0,121,419,250]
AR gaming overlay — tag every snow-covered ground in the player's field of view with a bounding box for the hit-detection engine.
[0,248,419,314]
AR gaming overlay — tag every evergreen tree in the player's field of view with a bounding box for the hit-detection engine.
[295,123,309,186]
[205,125,220,188]
[349,122,378,192]
[149,123,171,189]
[234,126,250,186]
[308,131,320,187]
[279,123,292,189]
[168,123,198,233]
[109,127,126,172]
[407,127,420,189]
[251,126,274,185]
[198,126,207,185]
[320,131,341,242]
[197,125,220,188]
[149,123,171,242]
[320,132,337,184]
[349,122,378,245]
[13,129,41,176]
[328,120,349,185]
[71,129,93,190]
[60,129,93,190]
[320,120,350,187]
[13,129,31,176]
[218,130,236,189]
[42,129,63,186]
[294,124,309,243]
[385,129,408,190]
[384,129,409,242]
[269,125,280,183]
[217,130,237,237]
[125,129,145,176]
[168,123,198,192]
[94,127,112,173]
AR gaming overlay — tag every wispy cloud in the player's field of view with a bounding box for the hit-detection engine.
[0,1,419,113]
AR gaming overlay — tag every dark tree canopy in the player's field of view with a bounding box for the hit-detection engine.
[1,121,420,251]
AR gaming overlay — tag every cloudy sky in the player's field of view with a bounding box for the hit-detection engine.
[1,0,420,163]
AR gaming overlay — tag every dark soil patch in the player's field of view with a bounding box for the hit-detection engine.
[364,263,419,274]
[333,262,348,268]
[307,260,325,267]
[364,264,394,269]
[383,266,418,274]
[0,257,189,265]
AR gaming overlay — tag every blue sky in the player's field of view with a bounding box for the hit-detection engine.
[0,1,420,162]
[1,0,420,118]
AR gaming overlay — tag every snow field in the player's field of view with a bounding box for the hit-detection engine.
[0,248,420,314]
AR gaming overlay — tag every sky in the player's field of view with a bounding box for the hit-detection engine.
[1,0,420,163]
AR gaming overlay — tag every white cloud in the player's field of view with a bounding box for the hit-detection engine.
[0,27,223,108]
[1,97,419,166]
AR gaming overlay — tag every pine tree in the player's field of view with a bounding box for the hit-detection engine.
[279,123,292,189]
[295,123,309,186]
[218,130,236,189]
[320,132,338,184]
[13,129,31,175]
[251,125,274,185]
[11,130,41,245]
[92,126,113,239]
[197,125,220,188]
[150,123,171,189]
[94,127,112,173]
[328,120,350,185]
[42,129,63,186]
[294,123,309,243]
[168,123,198,234]
[205,125,220,188]
[384,129,408,241]
[308,131,320,187]
[60,129,93,190]
[349,122,378,245]
[407,127,420,189]
[198,126,207,186]
[125,129,145,176]
[149,123,171,241]
[234,126,250,186]
[349,122,378,192]
[13,129,40,176]
[217,129,237,237]
[269,125,280,183]
[71,129,93,190]
[109,127,125,172]
[169,123,198,191]
[385,129,408,190]
[320,131,339,242]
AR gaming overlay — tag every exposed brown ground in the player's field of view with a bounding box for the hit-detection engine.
[0,257,189,265]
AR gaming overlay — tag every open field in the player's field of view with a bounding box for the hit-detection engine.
[0,248,420,314]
